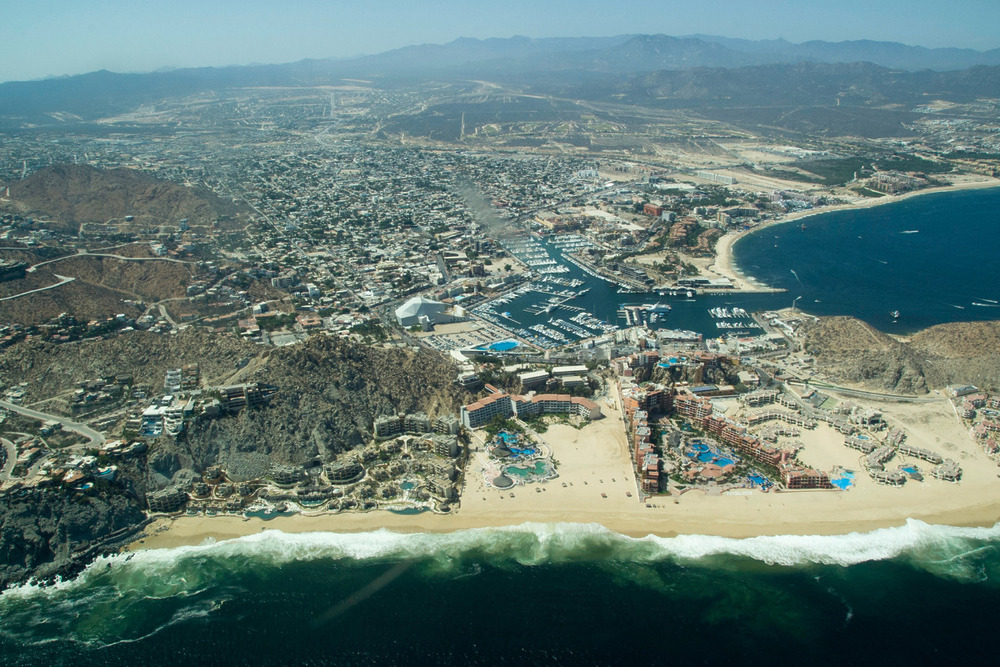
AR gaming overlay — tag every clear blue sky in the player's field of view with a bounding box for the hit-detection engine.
[2,0,998,83]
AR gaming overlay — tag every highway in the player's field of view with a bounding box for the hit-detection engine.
[0,400,105,447]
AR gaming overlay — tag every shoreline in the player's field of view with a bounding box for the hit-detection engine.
[710,177,1000,289]
[130,505,1000,552]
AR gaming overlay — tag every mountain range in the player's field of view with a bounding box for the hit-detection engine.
[1,33,999,133]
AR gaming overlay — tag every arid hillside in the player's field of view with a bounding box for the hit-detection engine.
[802,316,1000,393]
[0,248,203,325]
[0,330,261,402]
[1,164,246,233]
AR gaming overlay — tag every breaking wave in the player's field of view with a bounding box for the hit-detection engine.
[1,519,999,653]
[4,519,1000,600]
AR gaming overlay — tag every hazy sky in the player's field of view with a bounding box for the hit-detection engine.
[3,0,999,83]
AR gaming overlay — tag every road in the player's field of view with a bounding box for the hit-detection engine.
[26,249,194,273]
[0,275,76,301]
[0,400,105,447]
[800,380,939,404]
[158,303,179,328]
[0,437,15,480]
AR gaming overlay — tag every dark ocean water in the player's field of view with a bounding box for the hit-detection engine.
[732,187,1000,333]
[2,522,1000,666]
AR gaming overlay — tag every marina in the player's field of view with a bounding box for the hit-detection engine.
[466,233,794,350]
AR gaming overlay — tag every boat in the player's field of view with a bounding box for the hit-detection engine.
[890,310,900,320]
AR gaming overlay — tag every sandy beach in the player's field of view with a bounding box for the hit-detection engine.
[131,390,1000,551]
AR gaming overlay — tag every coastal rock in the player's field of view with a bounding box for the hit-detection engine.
[0,488,146,589]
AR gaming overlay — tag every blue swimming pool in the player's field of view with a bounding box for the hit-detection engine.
[692,444,710,453]
[901,467,918,474]
[482,340,519,352]
[716,458,734,467]
[697,452,714,463]
[831,471,856,490]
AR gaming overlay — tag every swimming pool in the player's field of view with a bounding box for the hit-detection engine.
[506,461,550,478]
[747,474,769,486]
[697,452,715,463]
[715,458,735,467]
[692,443,710,453]
[388,507,429,515]
[831,471,856,490]
[480,340,519,352]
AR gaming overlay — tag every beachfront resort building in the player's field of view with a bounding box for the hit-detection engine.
[147,487,188,513]
[460,391,602,429]
[460,393,515,429]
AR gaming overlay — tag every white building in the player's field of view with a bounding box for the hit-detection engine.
[395,296,450,328]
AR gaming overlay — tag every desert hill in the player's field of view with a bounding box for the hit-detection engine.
[0,247,203,325]
[801,316,1000,393]
[165,335,469,479]
[1,164,246,234]
[0,330,469,492]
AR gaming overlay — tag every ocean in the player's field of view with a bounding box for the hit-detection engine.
[2,521,1000,665]
[732,186,1000,333]
[4,188,1000,664]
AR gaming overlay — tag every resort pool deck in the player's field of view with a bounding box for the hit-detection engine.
[388,507,429,515]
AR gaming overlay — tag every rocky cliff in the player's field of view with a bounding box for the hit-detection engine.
[0,484,147,589]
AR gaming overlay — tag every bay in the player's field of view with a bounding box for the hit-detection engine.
[732,187,1000,333]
